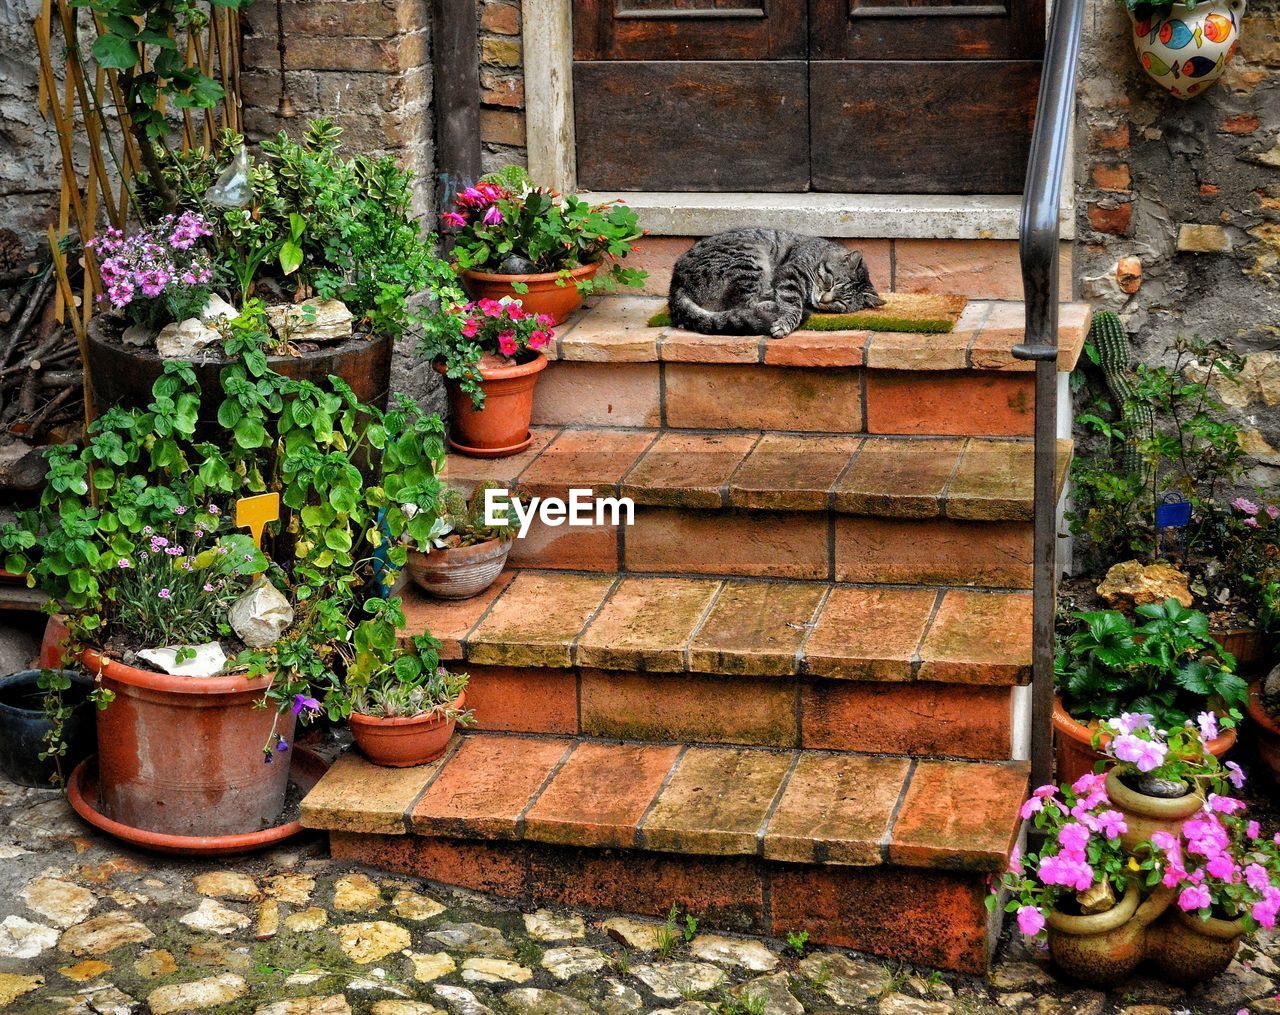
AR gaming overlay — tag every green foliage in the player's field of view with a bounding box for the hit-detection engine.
[1054,597,1246,729]
[1068,334,1243,571]
[784,930,809,957]
[415,481,516,551]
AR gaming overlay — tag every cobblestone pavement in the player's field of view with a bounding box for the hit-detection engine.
[1,770,1278,1015]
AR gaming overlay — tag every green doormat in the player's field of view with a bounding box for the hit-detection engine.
[647,292,967,334]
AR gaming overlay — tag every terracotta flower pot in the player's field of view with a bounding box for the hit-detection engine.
[83,648,295,838]
[1246,682,1280,782]
[1148,908,1244,986]
[1214,625,1269,676]
[1046,883,1173,987]
[460,263,599,325]
[406,539,512,600]
[436,353,547,458]
[1052,696,1237,787]
[349,693,464,768]
[1105,768,1204,853]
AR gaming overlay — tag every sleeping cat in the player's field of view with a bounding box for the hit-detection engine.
[668,228,886,338]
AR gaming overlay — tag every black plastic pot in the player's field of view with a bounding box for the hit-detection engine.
[0,670,96,787]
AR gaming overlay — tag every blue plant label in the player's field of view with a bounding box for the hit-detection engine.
[1155,499,1192,529]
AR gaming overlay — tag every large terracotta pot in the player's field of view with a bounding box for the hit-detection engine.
[1247,682,1280,781]
[1053,696,1237,786]
[349,693,464,768]
[1046,883,1173,987]
[1214,625,1269,676]
[83,648,294,838]
[1148,909,1244,986]
[437,353,547,458]
[1130,0,1245,99]
[460,263,599,325]
[406,539,511,600]
[1105,768,1204,852]
[86,316,393,422]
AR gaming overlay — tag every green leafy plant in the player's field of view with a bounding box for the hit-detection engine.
[441,169,646,296]
[784,930,809,957]
[1068,335,1243,571]
[1055,598,1246,731]
[421,298,556,409]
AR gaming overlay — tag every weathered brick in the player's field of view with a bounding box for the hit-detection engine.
[480,71,525,109]
[1087,201,1132,236]
[1091,122,1130,152]
[1091,163,1131,192]
[479,108,527,147]
[1222,113,1261,135]
[481,36,522,68]
[480,1,521,36]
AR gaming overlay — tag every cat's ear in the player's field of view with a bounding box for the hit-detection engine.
[843,250,865,269]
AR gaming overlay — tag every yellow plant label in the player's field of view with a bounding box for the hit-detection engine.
[235,493,280,550]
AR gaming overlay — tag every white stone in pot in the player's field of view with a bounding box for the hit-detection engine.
[264,298,353,343]
[229,578,294,649]
[200,293,239,323]
[137,642,227,677]
[155,318,220,359]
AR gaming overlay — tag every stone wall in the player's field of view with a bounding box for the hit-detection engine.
[1075,0,1280,490]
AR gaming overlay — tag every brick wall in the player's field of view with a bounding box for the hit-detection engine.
[477,0,528,174]
[240,0,435,219]
[1075,0,1280,490]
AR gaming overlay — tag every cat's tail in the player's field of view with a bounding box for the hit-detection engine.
[668,289,765,336]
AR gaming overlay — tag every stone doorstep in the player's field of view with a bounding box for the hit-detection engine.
[302,735,1029,878]
[447,426,1073,522]
[399,571,1033,686]
[546,296,1092,373]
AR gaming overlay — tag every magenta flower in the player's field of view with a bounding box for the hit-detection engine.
[158,588,171,599]
[1058,821,1090,854]
[1178,884,1212,912]
[1248,820,1262,840]
[482,205,503,226]
[1095,809,1127,840]
[1016,905,1045,936]
[117,558,132,569]
[1111,732,1167,772]
[1234,497,1260,515]
[441,211,466,228]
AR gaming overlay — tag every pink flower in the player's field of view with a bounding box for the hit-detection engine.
[1008,844,1023,875]
[497,331,518,357]
[1246,863,1272,892]
[1096,809,1127,840]
[1207,793,1246,815]
[460,317,480,338]
[441,212,467,228]
[117,558,131,569]
[1226,761,1247,789]
[1234,497,1260,515]
[482,205,503,226]
[1111,732,1167,772]
[1248,821,1262,840]
[158,588,171,599]
[1038,853,1094,891]
[1058,822,1091,854]
[1196,711,1219,742]
[1110,712,1152,736]
[1071,772,1108,798]
[1016,905,1045,936]
[1178,884,1212,912]
[1246,517,1260,529]
[203,583,214,593]
[1020,796,1045,820]
[1268,504,1279,520]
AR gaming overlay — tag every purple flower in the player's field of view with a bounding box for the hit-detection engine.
[175,506,187,516]
[1234,497,1260,515]
[1226,760,1247,789]
[158,588,171,599]
[117,558,132,569]
[276,739,289,752]
[208,504,220,516]
[1111,732,1167,772]
[1196,711,1219,743]
[482,205,503,226]
[292,693,321,717]
[203,583,215,593]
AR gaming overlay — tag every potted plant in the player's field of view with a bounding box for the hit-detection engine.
[341,598,474,767]
[422,298,555,457]
[1247,666,1280,782]
[405,482,516,599]
[0,668,96,788]
[1120,0,1245,100]
[86,120,463,417]
[989,771,1171,987]
[1203,496,1280,674]
[441,165,647,324]
[1053,598,1246,784]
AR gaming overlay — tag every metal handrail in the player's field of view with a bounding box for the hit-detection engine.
[1014,0,1086,790]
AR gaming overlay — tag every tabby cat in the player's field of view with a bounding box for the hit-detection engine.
[668,228,885,338]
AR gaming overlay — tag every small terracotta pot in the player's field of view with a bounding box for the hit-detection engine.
[83,648,294,838]
[406,539,511,600]
[1047,883,1173,987]
[1148,908,1244,986]
[437,353,547,458]
[1053,696,1237,786]
[1247,682,1280,782]
[1214,626,1269,676]
[1105,768,1204,852]
[40,613,71,669]
[349,693,464,768]
[461,263,599,325]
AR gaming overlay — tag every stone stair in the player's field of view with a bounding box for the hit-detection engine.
[301,295,1091,975]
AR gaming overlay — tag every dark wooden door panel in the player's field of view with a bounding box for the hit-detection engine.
[574,61,810,191]
[809,61,1040,193]
[574,0,808,60]
[811,0,1043,60]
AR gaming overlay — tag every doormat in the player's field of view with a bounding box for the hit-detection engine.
[646,292,967,334]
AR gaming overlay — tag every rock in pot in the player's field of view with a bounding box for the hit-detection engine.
[229,579,294,649]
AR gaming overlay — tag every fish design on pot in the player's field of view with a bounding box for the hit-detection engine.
[1129,0,1244,98]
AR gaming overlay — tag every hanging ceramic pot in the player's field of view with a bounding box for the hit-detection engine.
[1130,0,1246,99]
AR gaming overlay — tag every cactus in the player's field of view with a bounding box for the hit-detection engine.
[1089,310,1152,479]
[439,487,469,533]
[479,164,532,194]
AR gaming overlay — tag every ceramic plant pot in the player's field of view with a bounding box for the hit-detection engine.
[1247,682,1280,782]
[349,693,464,767]
[0,669,96,787]
[437,353,547,458]
[1130,0,1245,99]
[406,538,512,600]
[460,262,599,325]
[1105,768,1204,852]
[1053,696,1236,787]
[84,648,295,838]
[1214,625,1268,675]
[1148,908,1245,985]
[1046,884,1174,987]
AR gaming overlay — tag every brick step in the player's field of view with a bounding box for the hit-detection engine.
[453,427,1070,521]
[529,297,1090,436]
[302,735,1029,973]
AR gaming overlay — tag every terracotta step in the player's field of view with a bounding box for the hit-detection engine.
[450,427,1071,521]
[528,297,1090,436]
[302,736,1029,973]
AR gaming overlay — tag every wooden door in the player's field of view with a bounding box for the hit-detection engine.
[809,1,1045,193]
[571,1,1044,194]
[572,0,810,192]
